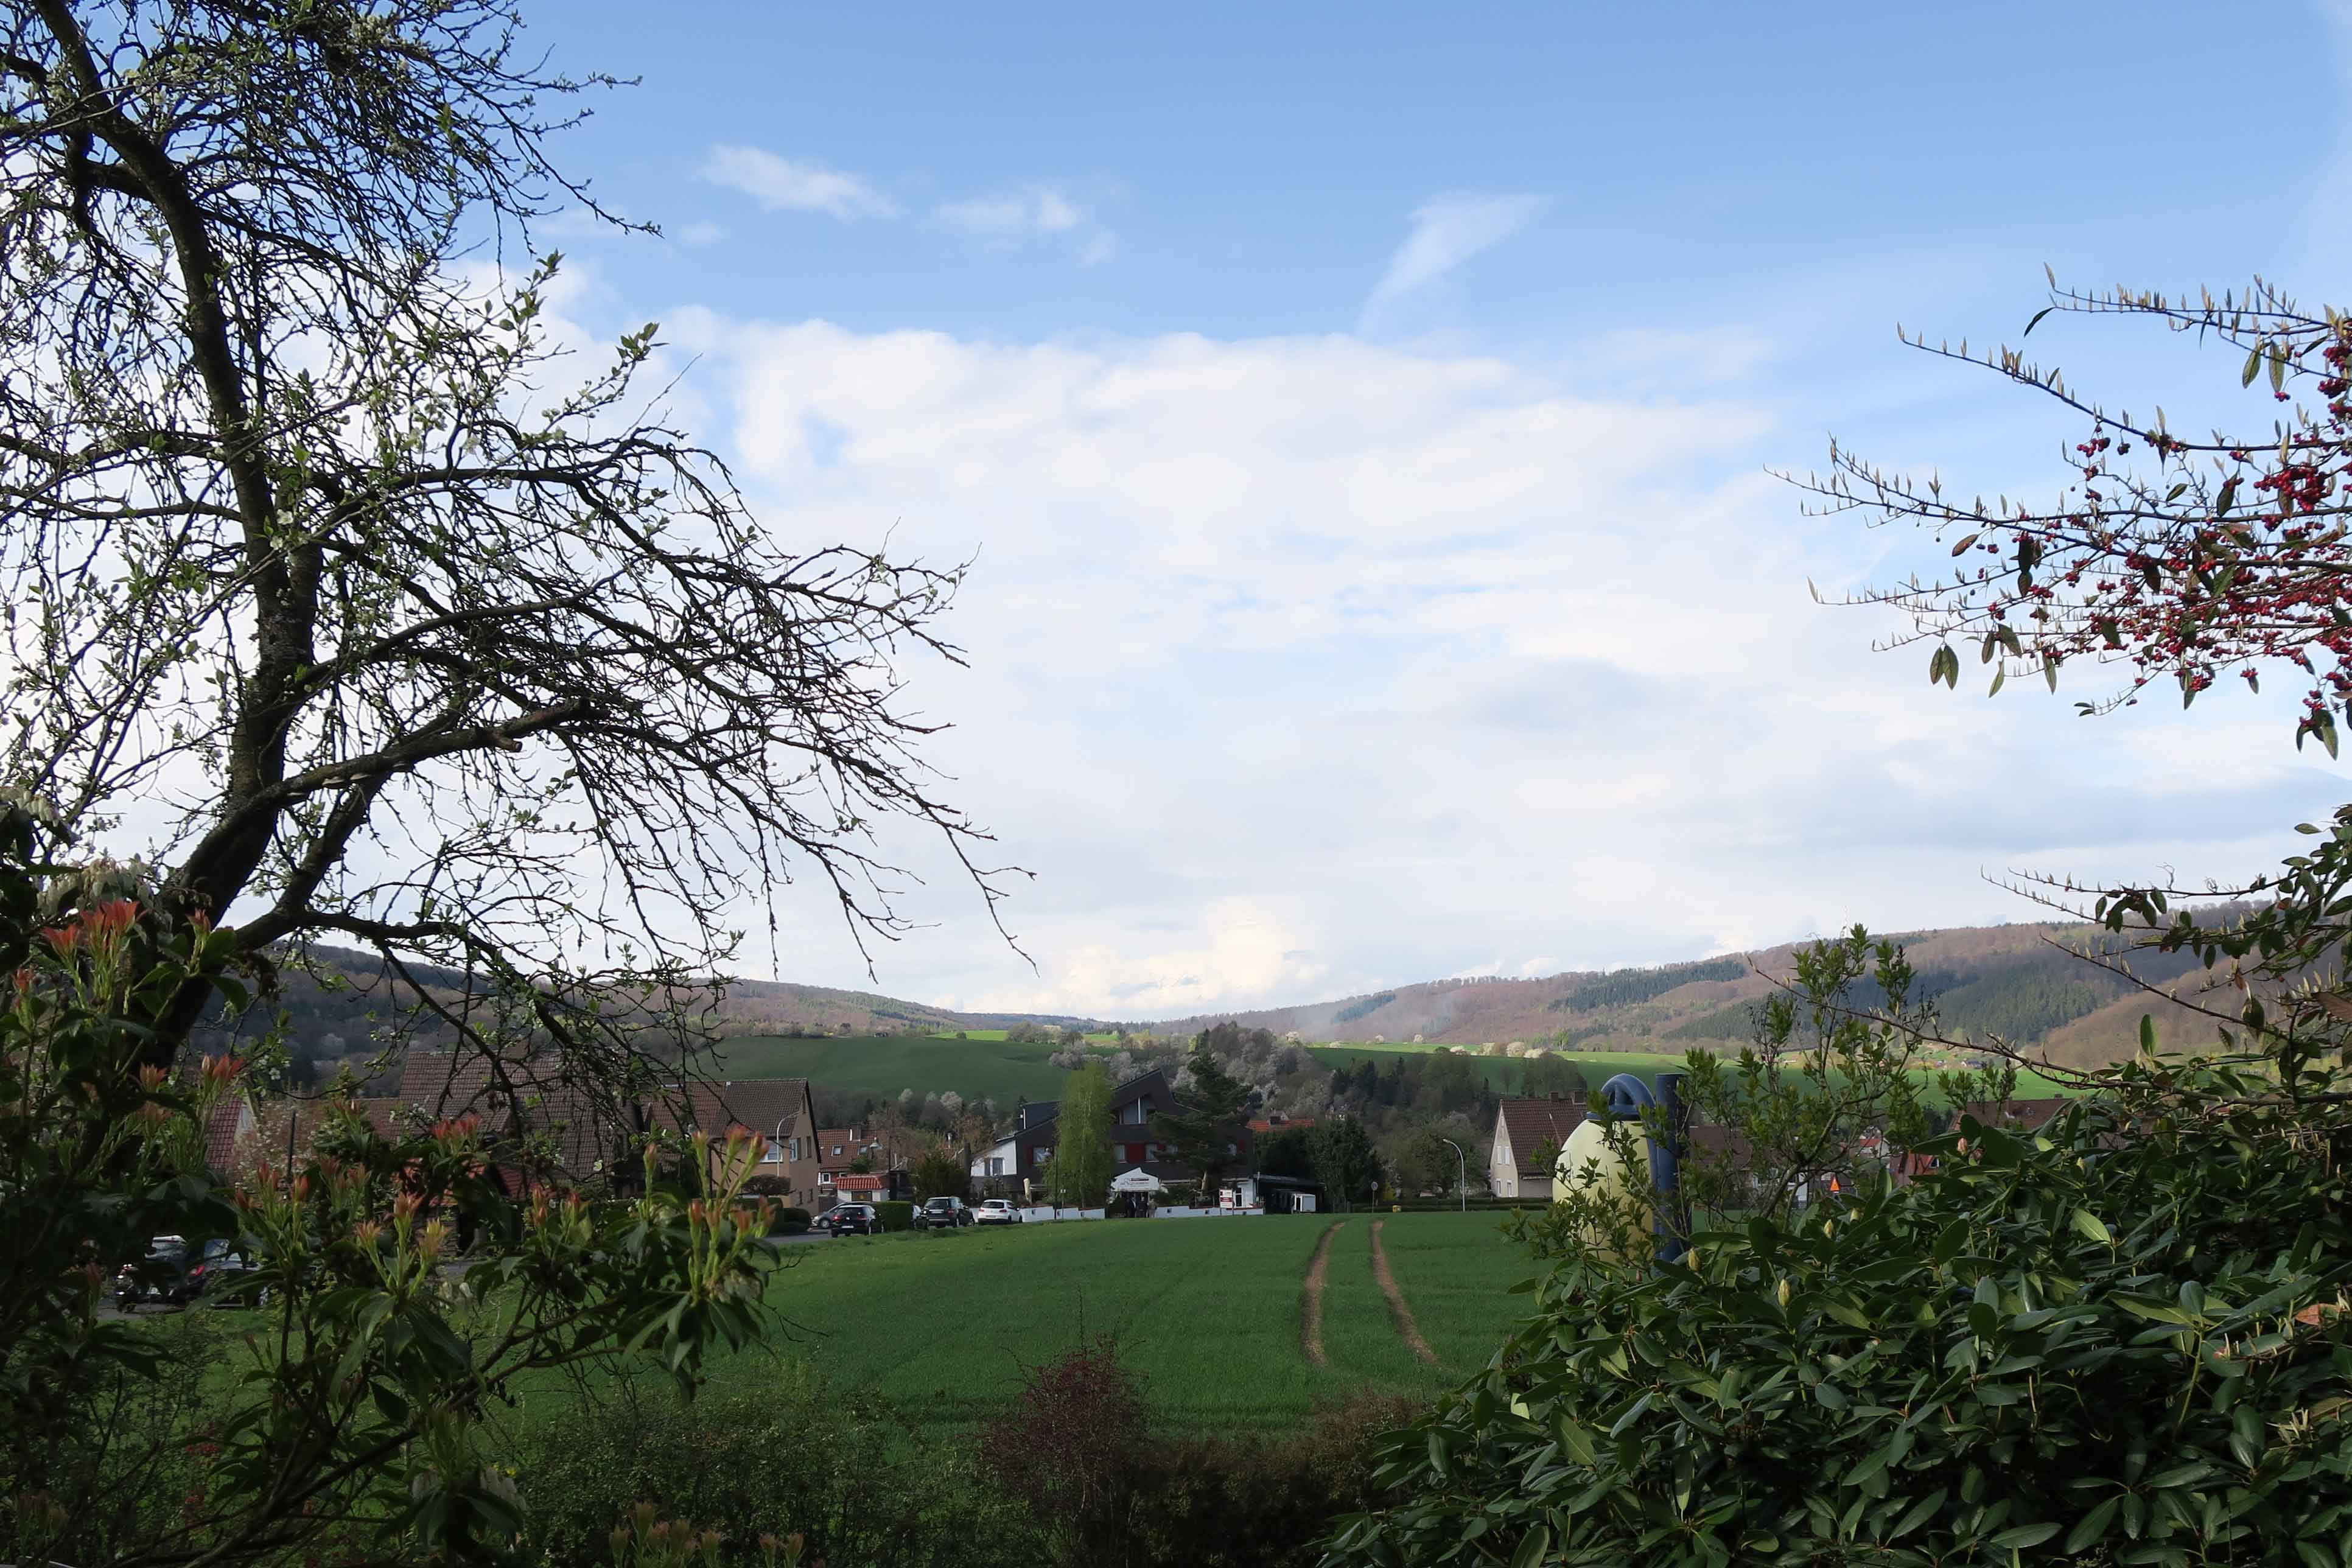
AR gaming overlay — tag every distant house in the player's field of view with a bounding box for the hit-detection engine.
[816,1124,912,1200]
[394,1049,631,1190]
[830,1170,909,1204]
[1489,1094,1588,1200]
[975,1067,1242,1199]
[1246,1114,1315,1137]
[654,1078,821,1209]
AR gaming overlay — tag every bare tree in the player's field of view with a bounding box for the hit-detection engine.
[0,2,1017,1091]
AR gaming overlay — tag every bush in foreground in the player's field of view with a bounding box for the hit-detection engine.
[985,1337,1416,1568]
[511,1371,1038,1568]
[1326,1034,2352,1566]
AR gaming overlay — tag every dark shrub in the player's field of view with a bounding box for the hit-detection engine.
[1124,1389,1421,1568]
[873,1200,914,1232]
[506,1370,1037,1568]
[983,1340,1419,1568]
[983,1335,1149,1567]
[775,1205,810,1234]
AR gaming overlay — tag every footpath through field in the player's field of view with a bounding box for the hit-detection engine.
[698,1211,1536,1437]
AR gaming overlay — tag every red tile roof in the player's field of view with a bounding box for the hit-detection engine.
[396,1051,622,1184]
[653,1079,811,1145]
[1496,1096,1587,1175]
[234,1096,405,1174]
[833,1173,887,1194]
[202,1098,253,1171]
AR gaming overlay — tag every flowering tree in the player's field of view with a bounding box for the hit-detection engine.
[0,804,783,1568]
[1790,278,2352,1085]
[1797,276,2352,749]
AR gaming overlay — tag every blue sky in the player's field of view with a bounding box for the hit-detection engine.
[508,2,2352,1018]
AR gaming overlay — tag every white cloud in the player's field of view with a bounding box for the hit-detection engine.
[637,312,2345,1019]
[676,221,725,247]
[935,186,1113,262]
[1361,192,1547,329]
[700,144,895,219]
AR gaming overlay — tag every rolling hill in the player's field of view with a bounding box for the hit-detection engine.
[214,912,2246,1098]
[1140,919,2235,1072]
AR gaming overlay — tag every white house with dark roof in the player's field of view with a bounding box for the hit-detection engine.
[1489,1094,1587,1200]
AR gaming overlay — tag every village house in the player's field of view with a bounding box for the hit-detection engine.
[970,1066,1244,1201]
[656,1077,822,1209]
[814,1124,914,1200]
[1488,1093,1587,1200]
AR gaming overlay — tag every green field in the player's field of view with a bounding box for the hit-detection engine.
[666,1212,1536,1436]
[715,1033,1075,1104]
[716,1031,2081,1111]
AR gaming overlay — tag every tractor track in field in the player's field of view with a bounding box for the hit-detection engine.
[1369,1220,1438,1364]
[1300,1219,1346,1366]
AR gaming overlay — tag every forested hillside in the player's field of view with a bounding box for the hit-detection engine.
[1144,918,2245,1070]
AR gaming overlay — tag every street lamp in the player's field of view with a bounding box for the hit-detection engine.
[1437,1136,1466,1213]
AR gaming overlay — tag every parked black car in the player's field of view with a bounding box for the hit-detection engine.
[916,1196,973,1230]
[115,1236,254,1309]
[830,1203,877,1236]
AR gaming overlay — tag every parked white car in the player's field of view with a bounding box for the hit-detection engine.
[975,1199,1022,1225]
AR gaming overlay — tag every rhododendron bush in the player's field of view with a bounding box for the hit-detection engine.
[0,803,782,1568]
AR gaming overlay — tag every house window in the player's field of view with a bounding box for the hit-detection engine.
[1034,1146,1051,1166]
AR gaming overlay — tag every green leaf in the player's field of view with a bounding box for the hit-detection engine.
[1987,1522,2060,1549]
[1508,1526,1553,1568]
[2023,307,2053,337]
[2070,1209,2112,1245]
[1889,1488,1947,1541]
[2065,1496,2122,1553]
[1951,532,1979,556]
[2139,1015,2158,1055]
[2245,344,2265,387]
[2146,1461,2213,1489]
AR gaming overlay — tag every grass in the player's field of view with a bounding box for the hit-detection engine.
[634,1212,1533,1438]
[715,1032,2084,1116]
[715,1034,1072,1105]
